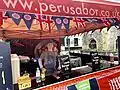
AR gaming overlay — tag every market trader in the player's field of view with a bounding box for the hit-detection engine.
[38,42,58,76]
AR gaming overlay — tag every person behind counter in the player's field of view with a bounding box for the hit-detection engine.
[38,42,60,77]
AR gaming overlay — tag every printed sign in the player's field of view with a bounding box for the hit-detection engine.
[59,55,71,73]
[75,80,91,90]
[0,42,13,90]
[68,78,99,90]
[1,0,120,18]
[58,55,71,79]
[18,74,31,90]
[90,52,100,71]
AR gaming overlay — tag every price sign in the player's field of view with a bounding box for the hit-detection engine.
[90,52,100,71]
[58,55,71,79]
[59,55,71,73]
[18,75,31,90]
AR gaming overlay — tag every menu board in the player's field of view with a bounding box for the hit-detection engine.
[58,55,71,78]
[90,52,100,72]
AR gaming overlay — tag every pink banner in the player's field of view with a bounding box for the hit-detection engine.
[1,0,120,18]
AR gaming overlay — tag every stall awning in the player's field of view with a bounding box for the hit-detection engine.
[0,18,107,39]
[0,0,120,39]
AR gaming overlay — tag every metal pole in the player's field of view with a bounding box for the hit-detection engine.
[67,36,70,52]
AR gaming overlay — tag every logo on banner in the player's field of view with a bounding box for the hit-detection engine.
[24,14,31,20]
[56,18,62,24]
[63,18,69,24]
[12,13,20,19]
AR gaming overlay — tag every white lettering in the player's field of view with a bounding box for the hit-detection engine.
[113,78,119,90]
[19,0,33,10]
[70,7,75,15]
[109,81,114,90]
[57,5,62,12]
[0,56,3,59]
[109,77,120,90]
[95,9,98,16]
[82,3,88,15]
[101,10,105,16]
[110,80,116,90]
[118,76,120,83]
[39,2,48,14]
[3,0,118,18]
[105,11,110,17]
[63,6,69,14]
[115,78,120,89]
[3,0,18,8]
[49,4,57,12]
[76,7,82,15]
[89,8,95,16]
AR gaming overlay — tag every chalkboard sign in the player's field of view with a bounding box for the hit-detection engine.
[58,55,71,78]
[90,52,100,72]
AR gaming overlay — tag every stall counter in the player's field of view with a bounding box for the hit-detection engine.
[34,66,120,90]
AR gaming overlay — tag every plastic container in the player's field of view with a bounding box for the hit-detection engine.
[41,68,46,82]
[36,68,41,83]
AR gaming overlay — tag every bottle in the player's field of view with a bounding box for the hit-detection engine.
[41,69,46,82]
[41,68,46,85]
[36,68,41,84]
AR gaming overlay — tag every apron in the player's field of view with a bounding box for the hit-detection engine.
[44,52,56,75]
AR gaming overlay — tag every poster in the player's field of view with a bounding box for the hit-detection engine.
[0,42,13,90]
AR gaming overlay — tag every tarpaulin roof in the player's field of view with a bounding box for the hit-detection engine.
[0,18,106,39]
